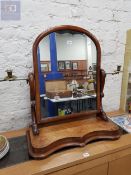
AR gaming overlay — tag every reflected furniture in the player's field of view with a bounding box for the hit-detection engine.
[41,60,88,81]
[27,25,121,159]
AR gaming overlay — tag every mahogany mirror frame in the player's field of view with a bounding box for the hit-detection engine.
[29,25,107,134]
[27,25,121,159]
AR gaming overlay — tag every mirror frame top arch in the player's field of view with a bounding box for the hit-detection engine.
[29,25,107,133]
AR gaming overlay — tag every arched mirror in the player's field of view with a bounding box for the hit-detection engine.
[38,30,97,118]
[27,25,121,159]
[31,25,102,123]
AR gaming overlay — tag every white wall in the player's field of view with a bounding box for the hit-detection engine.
[56,33,87,60]
[0,0,131,131]
[39,33,90,61]
[39,36,50,61]
[87,39,96,67]
[39,33,96,73]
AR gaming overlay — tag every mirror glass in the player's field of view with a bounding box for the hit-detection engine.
[37,30,97,118]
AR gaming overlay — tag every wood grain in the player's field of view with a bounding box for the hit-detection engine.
[0,111,131,175]
[49,163,108,175]
[108,154,131,175]
[27,115,121,159]
[1,133,131,175]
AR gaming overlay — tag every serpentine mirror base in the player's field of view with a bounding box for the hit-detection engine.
[27,114,121,159]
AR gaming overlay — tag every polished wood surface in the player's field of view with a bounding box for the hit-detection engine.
[28,73,39,135]
[108,154,131,175]
[97,69,108,120]
[49,163,108,175]
[1,128,26,139]
[27,114,121,159]
[75,164,108,175]
[1,111,131,175]
[27,25,111,158]
[26,25,126,161]
[30,117,119,148]
[1,131,131,175]
[0,111,130,175]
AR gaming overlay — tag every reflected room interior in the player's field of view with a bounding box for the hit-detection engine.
[38,30,97,118]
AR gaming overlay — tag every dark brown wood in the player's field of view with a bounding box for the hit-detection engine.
[97,69,108,121]
[27,25,121,159]
[30,102,39,135]
[100,69,106,98]
[27,115,121,159]
[28,73,35,101]
[39,110,97,126]
[32,25,101,124]
[28,73,39,135]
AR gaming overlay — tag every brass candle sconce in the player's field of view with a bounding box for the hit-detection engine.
[4,69,17,81]
[106,65,122,75]
[0,69,28,82]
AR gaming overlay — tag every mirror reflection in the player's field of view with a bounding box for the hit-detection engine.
[38,30,97,118]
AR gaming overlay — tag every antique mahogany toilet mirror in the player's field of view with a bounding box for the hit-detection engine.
[27,25,121,159]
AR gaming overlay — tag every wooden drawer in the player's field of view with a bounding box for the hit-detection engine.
[48,163,108,175]
[108,154,131,175]
[74,164,108,175]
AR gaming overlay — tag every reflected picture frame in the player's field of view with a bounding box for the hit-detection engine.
[92,63,96,71]
[72,62,78,70]
[41,63,49,72]
[58,61,65,70]
[65,61,71,70]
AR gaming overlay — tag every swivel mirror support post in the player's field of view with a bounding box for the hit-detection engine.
[97,69,108,121]
[28,73,39,135]
[97,67,123,121]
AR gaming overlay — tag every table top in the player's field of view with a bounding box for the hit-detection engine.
[0,110,131,175]
[44,94,96,103]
